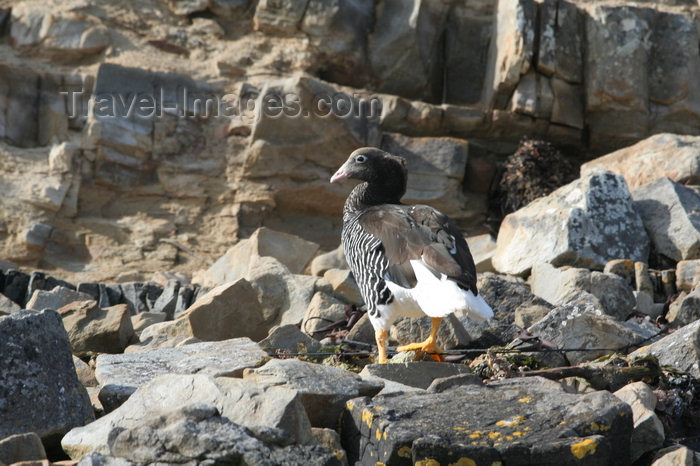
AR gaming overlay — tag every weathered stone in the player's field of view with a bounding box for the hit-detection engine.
[0,293,21,316]
[130,311,167,334]
[23,221,53,250]
[323,268,362,305]
[311,245,348,277]
[493,171,649,276]
[635,262,655,295]
[209,0,249,17]
[466,233,496,273]
[483,0,536,109]
[667,288,700,327]
[380,132,468,218]
[0,310,94,442]
[515,303,553,329]
[537,0,584,83]
[368,0,451,100]
[259,324,321,355]
[581,134,700,190]
[278,274,322,326]
[244,358,382,428]
[613,382,665,462]
[197,227,320,287]
[62,374,313,458]
[149,280,179,319]
[311,427,348,466]
[59,301,135,356]
[2,270,29,306]
[0,432,47,465]
[107,403,341,466]
[604,259,636,288]
[95,338,267,412]
[632,177,700,262]
[391,314,471,351]
[301,292,347,339]
[168,0,209,15]
[0,64,38,147]
[634,291,662,318]
[342,377,632,465]
[73,355,97,387]
[26,286,94,312]
[651,445,700,466]
[528,297,645,365]
[426,373,484,393]
[676,259,700,293]
[360,362,471,390]
[551,78,584,129]
[253,0,309,33]
[184,279,268,342]
[530,263,636,321]
[125,317,195,352]
[345,313,375,345]
[630,320,700,377]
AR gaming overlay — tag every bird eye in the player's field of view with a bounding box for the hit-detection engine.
[355,155,367,163]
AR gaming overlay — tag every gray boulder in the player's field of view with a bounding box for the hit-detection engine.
[629,319,700,378]
[0,293,21,316]
[259,324,321,355]
[310,245,348,277]
[632,177,700,261]
[301,292,347,339]
[0,310,94,442]
[613,382,665,462]
[493,170,649,276]
[676,259,700,293]
[107,403,341,466]
[95,338,267,412]
[342,376,632,465]
[360,362,472,390]
[25,285,94,311]
[666,288,700,327]
[244,358,383,428]
[62,374,313,459]
[0,432,47,465]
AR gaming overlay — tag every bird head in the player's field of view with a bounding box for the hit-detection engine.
[330,147,407,184]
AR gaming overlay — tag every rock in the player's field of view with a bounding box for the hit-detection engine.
[311,427,348,466]
[0,293,21,316]
[150,279,179,319]
[629,320,700,378]
[95,338,267,412]
[360,362,471,390]
[530,263,636,321]
[48,142,75,174]
[73,355,97,387]
[107,403,340,466]
[676,259,700,293]
[342,377,632,465]
[632,177,700,261]
[25,285,94,312]
[551,78,584,129]
[514,303,552,328]
[368,0,451,101]
[24,221,54,250]
[301,292,347,339]
[62,374,313,458]
[2,270,29,306]
[184,279,268,342]
[483,0,536,109]
[0,310,94,442]
[253,0,308,33]
[379,133,469,218]
[345,313,375,345]
[581,134,700,190]
[59,301,134,356]
[604,259,636,288]
[391,314,471,350]
[635,261,655,295]
[244,358,383,428]
[651,445,700,466]
[278,274,322,326]
[634,291,662,318]
[258,324,321,355]
[426,373,484,393]
[311,245,348,276]
[493,171,649,276]
[130,311,167,334]
[466,233,497,273]
[528,296,645,365]
[125,318,195,352]
[0,432,47,464]
[667,288,700,327]
[197,227,320,286]
[245,255,294,324]
[613,382,665,462]
[323,268,362,305]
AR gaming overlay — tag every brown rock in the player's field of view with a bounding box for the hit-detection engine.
[59,301,134,356]
[676,259,700,293]
[323,268,362,305]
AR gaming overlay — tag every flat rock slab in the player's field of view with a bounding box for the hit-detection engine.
[342,377,632,465]
[244,358,383,428]
[62,374,312,459]
[0,310,94,441]
[95,338,267,412]
[360,362,472,390]
[629,320,700,378]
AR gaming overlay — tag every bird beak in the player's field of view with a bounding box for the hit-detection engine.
[330,164,349,183]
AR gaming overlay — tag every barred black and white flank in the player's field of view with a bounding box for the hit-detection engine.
[330,147,493,363]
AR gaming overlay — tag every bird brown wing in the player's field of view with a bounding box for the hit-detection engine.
[358,204,478,294]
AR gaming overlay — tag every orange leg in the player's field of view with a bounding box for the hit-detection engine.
[375,328,389,364]
[396,317,444,362]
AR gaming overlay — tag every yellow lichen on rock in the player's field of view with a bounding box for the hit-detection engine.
[398,446,412,458]
[448,458,476,466]
[570,438,597,459]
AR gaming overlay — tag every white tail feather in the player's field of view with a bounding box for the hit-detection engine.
[465,291,494,322]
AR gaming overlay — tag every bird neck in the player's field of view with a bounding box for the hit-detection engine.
[343,177,406,218]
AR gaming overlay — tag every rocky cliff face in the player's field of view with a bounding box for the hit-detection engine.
[1,0,699,280]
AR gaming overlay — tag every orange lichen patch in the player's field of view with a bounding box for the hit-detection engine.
[375,428,383,440]
[334,451,344,461]
[488,431,502,440]
[375,462,386,466]
[513,431,526,437]
[518,397,532,403]
[398,446,412,458]
[362,409,374,428]
[415,458,440,466]
[523,426,532,431]
[346,400,354,410]
[589,422,611,432]
[496,416,525,427]
[468,431,484,439]
[448,458,476,466]
[491,462,503,466]
[571,438,597,459]
[383,430,388,440]
[504,435,514,441]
